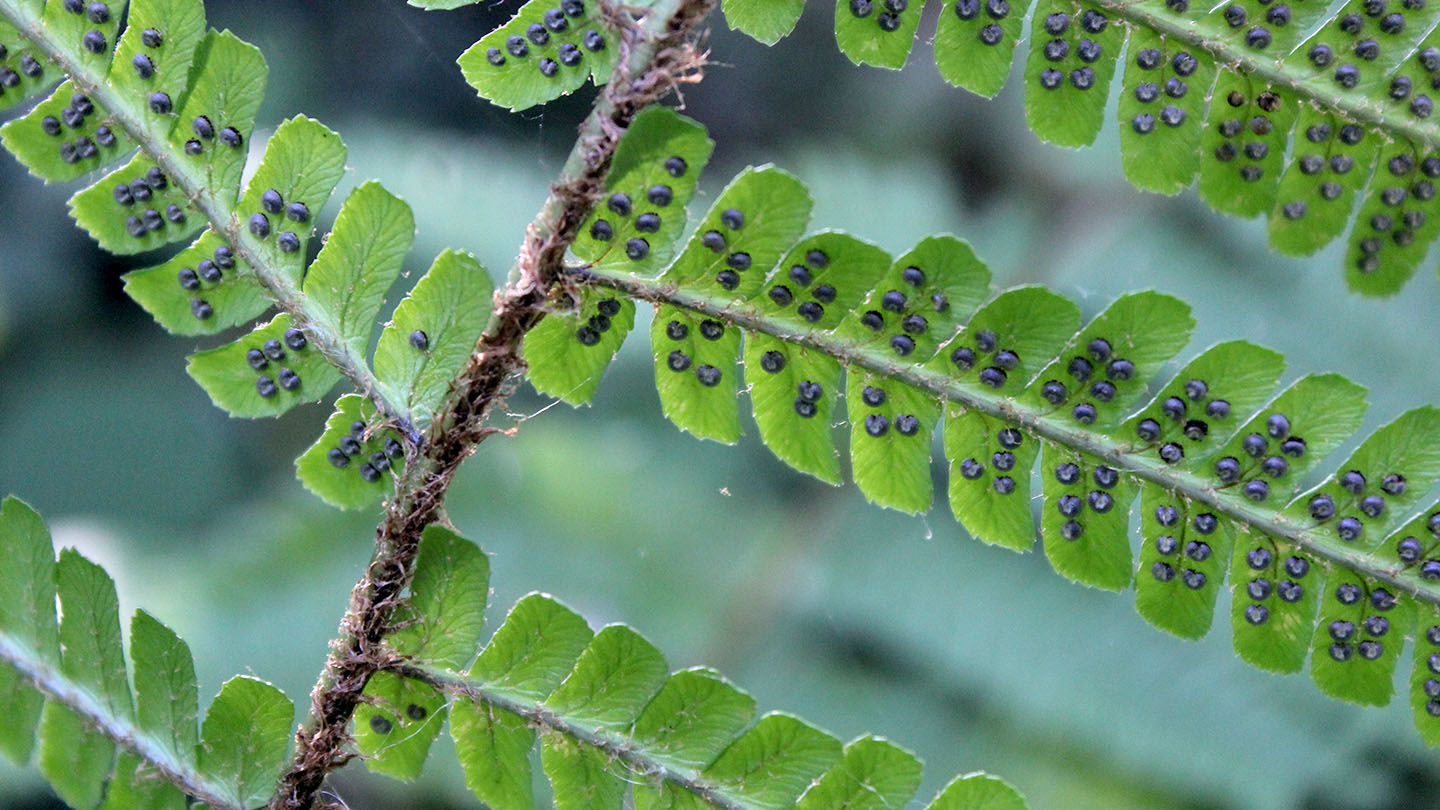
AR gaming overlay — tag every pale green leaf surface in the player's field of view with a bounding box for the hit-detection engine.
[662,167,813,301]
[833,0,920,69]
[0,20,59,113]
[847,371,940,515]
[40,0,122,74]
[0,80,133,183]
[651,305,743,444]
[234,116,349,286]
[374,249,493,427]
[1268,105,1379,256]
[926,773,1028,810]
[1039,442,1139,591]
[723,0,805,44]
[186,313,343,418]
[945,408,1042,552]
[1134,489,1238,639]
[541,731,625,810]
[198,676,293,807]
[0,497,55,762]
[1117,29,1217,194]
[130,610,198,764]
[294,394,404,510]
[794,736,922,810]
[451,700,535,810]
[123,230,270,336]
[545,625,668,727]
[703,713,842,810]
[934,0,1023,97]
[69,153,203,255]
[390,524,491,671]
[168,31,267,203]
[1023,0,1123,148]
[457,0,619,111]
[354,671,447,782]
[99,752,186,810]
[469,594,593,702]
[38,703,114,810]
[1411,605,1440,746]
[1231,536,1326,673]
[106,0,207,107]
[745,334,844,485]
[630,668,756,771]
[1197,71,1297,217]
[303,181,415,361]
[1344,140,1440,295]
[753,232,892,333]
[524,291,636,405]
[1309,571,1414,705]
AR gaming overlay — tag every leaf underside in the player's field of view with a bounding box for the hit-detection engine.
[526,109,1440,747]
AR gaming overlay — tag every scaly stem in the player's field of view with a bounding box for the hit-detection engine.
[271,3,718,809]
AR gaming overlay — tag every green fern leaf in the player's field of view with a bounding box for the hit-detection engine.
[373,249,494,430]
[451,702,536,810]
[1023,0,1124,148]
[197,676,293,807]
[390,523,492,671]
[186,313,343,418]
[1267,105,1379,255]
[928,774,1027,810]
[544,625,669,727]
[303,181,416,362]
[526,107,713,405]
[630,668,756,770]
[0,497,259,810]
[294,394,408,510]
[1412,604,1440,746]
[722,0,805,45]
[794,736,922,810]
[457,0,620,112]
[1,80,134,181]
[703,714,843,810]
[834,0,920,68]
[536,119,1440,745]
[0,19,60,112]
[1116,28,1216,194]
[540,731,626,810]
[354,671,448,782]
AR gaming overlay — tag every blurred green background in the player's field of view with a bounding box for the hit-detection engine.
[3,2,1440,809]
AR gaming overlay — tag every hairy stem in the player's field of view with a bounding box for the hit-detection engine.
[0,634,239,810]
[0,0,398,420]
[391,661,748,810]
[270,3,718,809]
[568,264,1440,607]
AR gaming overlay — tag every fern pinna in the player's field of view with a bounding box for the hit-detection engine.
[523,104,1440,747]
[459,0,1440,295]
[0,496,1028,810]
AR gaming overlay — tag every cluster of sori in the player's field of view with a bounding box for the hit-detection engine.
[1350,151,1437,267]
[324,419,406,485]
[174,241,235,320]
[573,297,620,346]
[953,0,1011,46]
[112,164,185,236]
[1148,502,1223,587]
[660,316,725,385]
[1035,8,1110,91]
[1030,337,1134,424]
[242,327,311,399]
[948,326,1020,389]
[1302,0,1421,89]
[1128,46,1199,134]
[37,89,116,164]
[246,187,310,254]
[1305,468,1419,545]
[589,167,681,263]
[1134,377,1232,466]
[957,427,1026,495]
[367,701,429,735]
[1210,89,1284,182]
[61,0,113,53]
[1395,515,1440,581]
[764,246,837,323]
[1049,460,1128,541]
[1233,541,1312,625]
[483,0,605,78]
[1399,45,1440,119]
[181,112,242,155]
[1424,624,1440,716]
[860,265,951,358]
[0,41,43,93]
[1280,120,1370,220]
[848,0,915,34]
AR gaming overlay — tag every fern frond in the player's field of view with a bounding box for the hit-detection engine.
[441,0,1440,293]
[0,0,497,509]
[0,496,295,810]
[361,522,1028,810]
[526,109,1440,746]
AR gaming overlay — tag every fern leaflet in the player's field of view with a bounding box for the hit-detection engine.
[525,108,1440,746]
